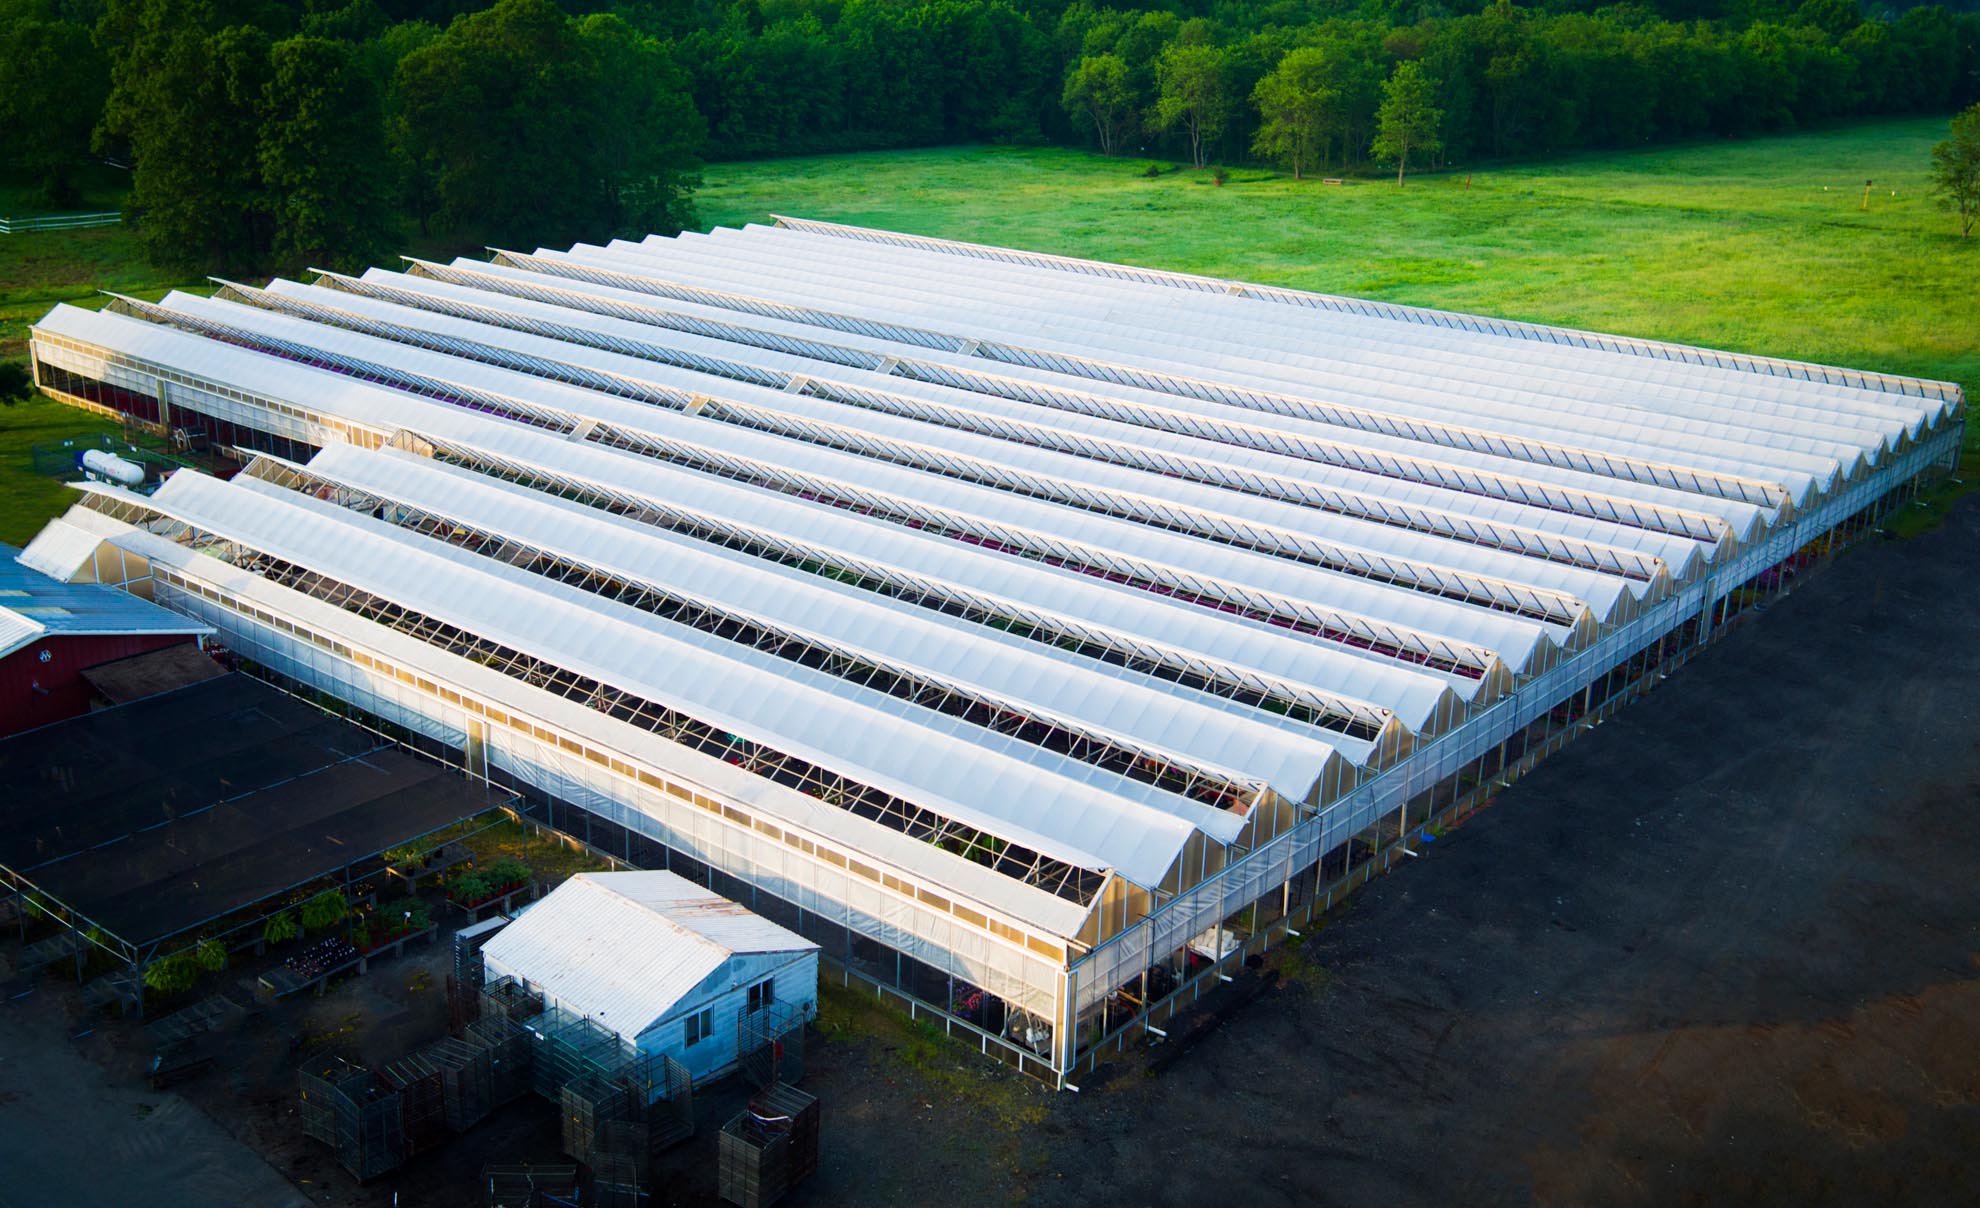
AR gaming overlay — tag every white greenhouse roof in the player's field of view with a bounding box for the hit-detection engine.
[87,507,1095,937]
[138,468,1223,886]
[481,871,816,1039]
[26,220,1959,920]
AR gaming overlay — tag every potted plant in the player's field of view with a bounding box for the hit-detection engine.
[300,889,349,932]
[362,898,432,951]
[447,869,493,907]
[485,858,529,896]
[194,939,228,974]
[262,910,299,946]
[142,951,199,999]
[450,859,530,908]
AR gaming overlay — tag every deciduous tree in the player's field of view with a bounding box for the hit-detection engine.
[97,0,275,271]
[259,36,398,270]
[1251,47,1336,180]
[1931,103,1980,238]
[1372,61,1443,186]
[0,1,108,206]
[1063,53,1134,156]
[1153,41,1228,169]
[391,0,702,247]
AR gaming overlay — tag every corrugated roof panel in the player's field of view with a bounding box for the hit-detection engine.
[137,471,1217,885]
[16,512,113,581]
[0,542,208,658]
[480,870,815,1037]
[569,235,1884,484]
[698,223,1947,448]
[26,220,1951,926]
[87,500,1097,937]
[263,442,1371,794]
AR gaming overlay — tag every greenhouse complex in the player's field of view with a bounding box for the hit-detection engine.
[21,219,1964,1086]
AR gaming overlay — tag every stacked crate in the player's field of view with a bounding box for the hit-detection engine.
[465,1015,535,1105]
[716,1083,819,1207]
[479,975,543,1026]
[529,1008,626,1101]
[379,1051,448,1157]
[298,1059,405,1181]
[424,1035,493,1130]
[558,1070,628,1165]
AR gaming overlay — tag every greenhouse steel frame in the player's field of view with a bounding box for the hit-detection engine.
[23,220,1962,1087]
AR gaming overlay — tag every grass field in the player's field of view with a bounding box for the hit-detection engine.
[0,396,122,545]
[698,116,1974,405]
[0,164,209,363]
[1,117,1972,546]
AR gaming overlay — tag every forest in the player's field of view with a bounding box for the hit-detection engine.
[2,0,1977,271]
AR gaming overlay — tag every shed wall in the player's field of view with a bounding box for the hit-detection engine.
[640,951,819,1084]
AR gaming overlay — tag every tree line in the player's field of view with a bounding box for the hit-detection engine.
[3,0,1978,272]
[4,0,702,271]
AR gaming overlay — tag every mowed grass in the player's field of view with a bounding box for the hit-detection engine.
[0,166,213,544]
[0,164,210,362]
[699,116,1974,414]
[0,395,119,545]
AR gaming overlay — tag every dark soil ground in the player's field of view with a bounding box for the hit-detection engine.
[1035,497,1980,1208]
[2,495,1976,1207]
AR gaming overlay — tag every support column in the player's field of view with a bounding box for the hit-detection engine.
[1053,963,1078,1086]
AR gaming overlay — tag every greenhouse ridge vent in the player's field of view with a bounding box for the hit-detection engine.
[21,217,1963,1086]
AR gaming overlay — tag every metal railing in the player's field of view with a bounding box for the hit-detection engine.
[0,211,122,234]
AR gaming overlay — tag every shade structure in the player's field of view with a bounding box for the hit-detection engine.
[24,219,1963,1084]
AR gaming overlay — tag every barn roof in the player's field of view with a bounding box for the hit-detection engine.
[0,543,208,660]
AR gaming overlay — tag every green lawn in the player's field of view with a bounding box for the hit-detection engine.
[0,395,119,545]
[2,117,1972,548]
[0,163,210,363]
[0,167,214,544]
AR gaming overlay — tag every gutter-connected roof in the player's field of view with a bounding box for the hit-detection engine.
[24,220,1957,928]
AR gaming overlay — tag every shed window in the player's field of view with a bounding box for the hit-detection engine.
[684,1007,713,1046]
[746,978,775,1014]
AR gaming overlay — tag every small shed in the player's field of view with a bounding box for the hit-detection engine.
[480,872,818,1084]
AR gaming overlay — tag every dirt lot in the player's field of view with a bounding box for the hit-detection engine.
[3,497,1976,1206]
[1034,498,1980,1207]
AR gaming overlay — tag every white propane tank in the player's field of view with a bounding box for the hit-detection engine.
[78,448,146,487]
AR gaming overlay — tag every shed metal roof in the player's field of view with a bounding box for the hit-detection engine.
[0,543,208,659]
[481,871,816,1039]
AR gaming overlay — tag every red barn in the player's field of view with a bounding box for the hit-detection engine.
[0,544,210,736]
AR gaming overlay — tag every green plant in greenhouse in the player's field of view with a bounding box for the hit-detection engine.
[263,911,299,945]
[194,939,227,973]
[143,952,197,996]
[381,897,431,936]
[384,844,430,872]
[486,858,530,889]
[300,889,349,931]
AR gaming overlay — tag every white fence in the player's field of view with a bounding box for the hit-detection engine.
[0,212,122,234]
